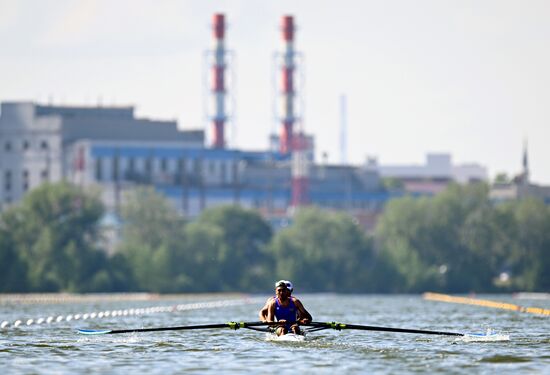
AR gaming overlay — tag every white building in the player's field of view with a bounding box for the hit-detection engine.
[0,102,203,211]
[368,153,488,195]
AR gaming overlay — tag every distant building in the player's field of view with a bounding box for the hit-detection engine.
[369,153,488,195]
[490,142,550,204]
[0,102,387,231]
[491,183,550,204]
[0,102,202,211]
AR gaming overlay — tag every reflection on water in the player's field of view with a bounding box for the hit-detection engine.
[1,294,549,374]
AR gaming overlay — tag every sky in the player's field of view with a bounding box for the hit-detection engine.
[1,0,549,183]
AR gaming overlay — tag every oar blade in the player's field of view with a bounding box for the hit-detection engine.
[460,329,510,342]
[78,329,112,335]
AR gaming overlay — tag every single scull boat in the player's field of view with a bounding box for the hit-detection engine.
[77,321,509,342]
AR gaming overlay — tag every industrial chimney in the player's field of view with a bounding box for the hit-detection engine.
[210,13,227,148]
[279,15,297,155]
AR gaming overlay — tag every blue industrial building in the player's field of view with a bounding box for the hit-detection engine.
[0,102,390,231]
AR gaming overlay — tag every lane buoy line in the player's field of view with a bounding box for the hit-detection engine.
[1,297,262,330]
[0,293,250,304]
[423,292,550,316]
[0,293,157,305]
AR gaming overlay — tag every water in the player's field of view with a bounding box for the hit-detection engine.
[1,294,549,374]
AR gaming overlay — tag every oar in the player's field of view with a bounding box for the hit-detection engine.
[77,321,274,335]
[305,322,463,337]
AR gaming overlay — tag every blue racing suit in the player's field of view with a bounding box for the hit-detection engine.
[274,297,298,331]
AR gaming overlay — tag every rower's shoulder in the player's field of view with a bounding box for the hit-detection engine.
[265,296,276,305]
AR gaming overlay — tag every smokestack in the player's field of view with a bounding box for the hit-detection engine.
[211,13,227,148]
[280,15,296,155]
[276,15,309,208]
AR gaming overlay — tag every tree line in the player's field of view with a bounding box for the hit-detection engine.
[0,182,548,293]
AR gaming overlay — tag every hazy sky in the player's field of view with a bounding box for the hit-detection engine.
[1,0,549,183]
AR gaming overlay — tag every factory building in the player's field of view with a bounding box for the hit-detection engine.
[0,101,387,226]
[0,12,498,233]
[0,102,201,210]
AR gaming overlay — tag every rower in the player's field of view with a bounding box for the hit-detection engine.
[259,280,312,336]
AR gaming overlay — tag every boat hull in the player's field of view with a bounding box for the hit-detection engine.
[265,332,307,342]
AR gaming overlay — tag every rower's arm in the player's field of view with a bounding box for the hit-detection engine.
[259,298,275,322]
[294,298,312,323]
[265,299,276,322]
[258,303,268,321]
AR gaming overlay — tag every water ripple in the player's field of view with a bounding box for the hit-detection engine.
[1,294,549,374]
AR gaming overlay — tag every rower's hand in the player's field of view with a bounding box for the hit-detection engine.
[299,318,310,324]
[277,319,287,326]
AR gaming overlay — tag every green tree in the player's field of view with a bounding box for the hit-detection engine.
[0,182,106,292]
[117,186,188,292]
[269,207,375,292]
[429,183,495,292]
[0,223,29,292]
[374,196,441,291]
[505,198,550,291]
[180,221,225,291]
[195,205,273,291]
[381,177,404,191]
[494,172,510,184]
[375,183,499,292]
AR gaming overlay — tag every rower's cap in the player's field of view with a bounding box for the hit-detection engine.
[275,280,288,289]
[284,280,294,292]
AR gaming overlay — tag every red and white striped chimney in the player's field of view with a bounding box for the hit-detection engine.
[211,13,226,148]
[280,15,296,155]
